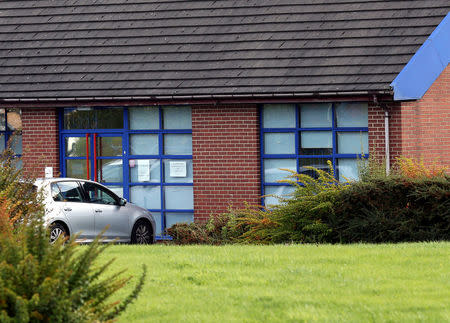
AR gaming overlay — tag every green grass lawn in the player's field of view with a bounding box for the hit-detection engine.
[98,243,450,323]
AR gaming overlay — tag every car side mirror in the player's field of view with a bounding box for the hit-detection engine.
[119,198,127,206]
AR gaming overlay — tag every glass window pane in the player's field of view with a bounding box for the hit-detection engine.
[337,132,368,154]
[55,181,84,203]
[107,186,124,198]
[130,134,158,155]
[164,186,193,210]
[151,212,162,236]
[165,212,194,229]
[163,106,192,129]
[264,133,295,154]
[81,182,118,205]
[164,159,193,183]
[9,134,22,155]
[66,159,87,179]
[130,185,161,209]
[65,137,89,157]
[129,107,159,130]
[0,109,5,131]
[338,159,360,182]
[96,108,124,129]
[64,108,94,129]
[300,131,332,155]
[0,134,5,152]
[130,159,160,183]
[97,159,123,183]
[264,186,295,206]
[336,102,368,127]
[7,108,22,131]
[164,134,192,155]
[300,103,332,127]
[299,158,330,179]
[97,136,122,157]
[264,159,296,183]
[262,104,296,128]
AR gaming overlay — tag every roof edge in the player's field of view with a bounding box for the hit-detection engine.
[391,12,450,101]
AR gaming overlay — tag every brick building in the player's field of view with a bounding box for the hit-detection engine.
[0,1,449,239]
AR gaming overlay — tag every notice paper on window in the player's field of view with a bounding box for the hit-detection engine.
[137,159,150,181]
[170,161,187,177]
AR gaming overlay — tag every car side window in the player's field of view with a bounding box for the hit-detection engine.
[82,182,118,205]
[52,182,83,203]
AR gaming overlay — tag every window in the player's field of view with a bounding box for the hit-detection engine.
[60,106,193,239]
[51,182,84,203]
[0,108,23,167]
[81,182,118,205]
[261,102,368,206]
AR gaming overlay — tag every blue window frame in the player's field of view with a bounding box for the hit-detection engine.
[59,106,193,240]
[0,108,22,167]
[261,102,368,206]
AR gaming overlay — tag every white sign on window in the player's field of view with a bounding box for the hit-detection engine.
[170,161,187,177]
[137,159,150,182]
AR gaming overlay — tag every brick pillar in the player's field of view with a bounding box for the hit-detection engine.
[22,107,60,178]
[192,104,261,222]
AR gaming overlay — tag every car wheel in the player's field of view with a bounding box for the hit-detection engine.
[131,220,153,244]
[50,222,68,243]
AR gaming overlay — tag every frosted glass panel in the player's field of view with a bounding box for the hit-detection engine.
[0,134,5,152]
[262,104,296,128]
[336,102,368,127]
[107,186,123,198]
[130,185,161,209]
[264,133,295,154]
[10,135,22,155]
[337,132,368,154]
[338,159,359,182]
[130,134,158,155]
[151,212,162,235]
[165,212,194,229]
[164,134,192,155]
[300,103,332,127]
[301,131,332,148]
[129,107,159,130]
[130,159,160,183]
[264,186,295,206]
[164,186,193,210]
[164,159,193,183]
[163,106,192,129]
[264,159,296,183]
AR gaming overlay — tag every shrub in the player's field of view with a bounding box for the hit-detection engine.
[0,155,146,322]
[167,211,244,245]
[330,175,450,242]
[0,149,41,225]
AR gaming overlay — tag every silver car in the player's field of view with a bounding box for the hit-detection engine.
[35,178,156,244]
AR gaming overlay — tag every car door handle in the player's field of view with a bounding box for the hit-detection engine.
[64,207,72,212]
[95,209,103,213]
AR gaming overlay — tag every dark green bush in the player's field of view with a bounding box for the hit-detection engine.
[167,212,244,245]
[329,176,450,243]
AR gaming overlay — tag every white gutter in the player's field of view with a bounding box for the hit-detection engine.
[384,109,390,174]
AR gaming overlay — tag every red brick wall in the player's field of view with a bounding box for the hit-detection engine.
[22,108,60,178]
[369,65,450,170]
[392,65,450,169]
[192,105,261,222]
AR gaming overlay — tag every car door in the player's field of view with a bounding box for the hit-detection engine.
[80,181,130,241]
[51,181,95,240]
